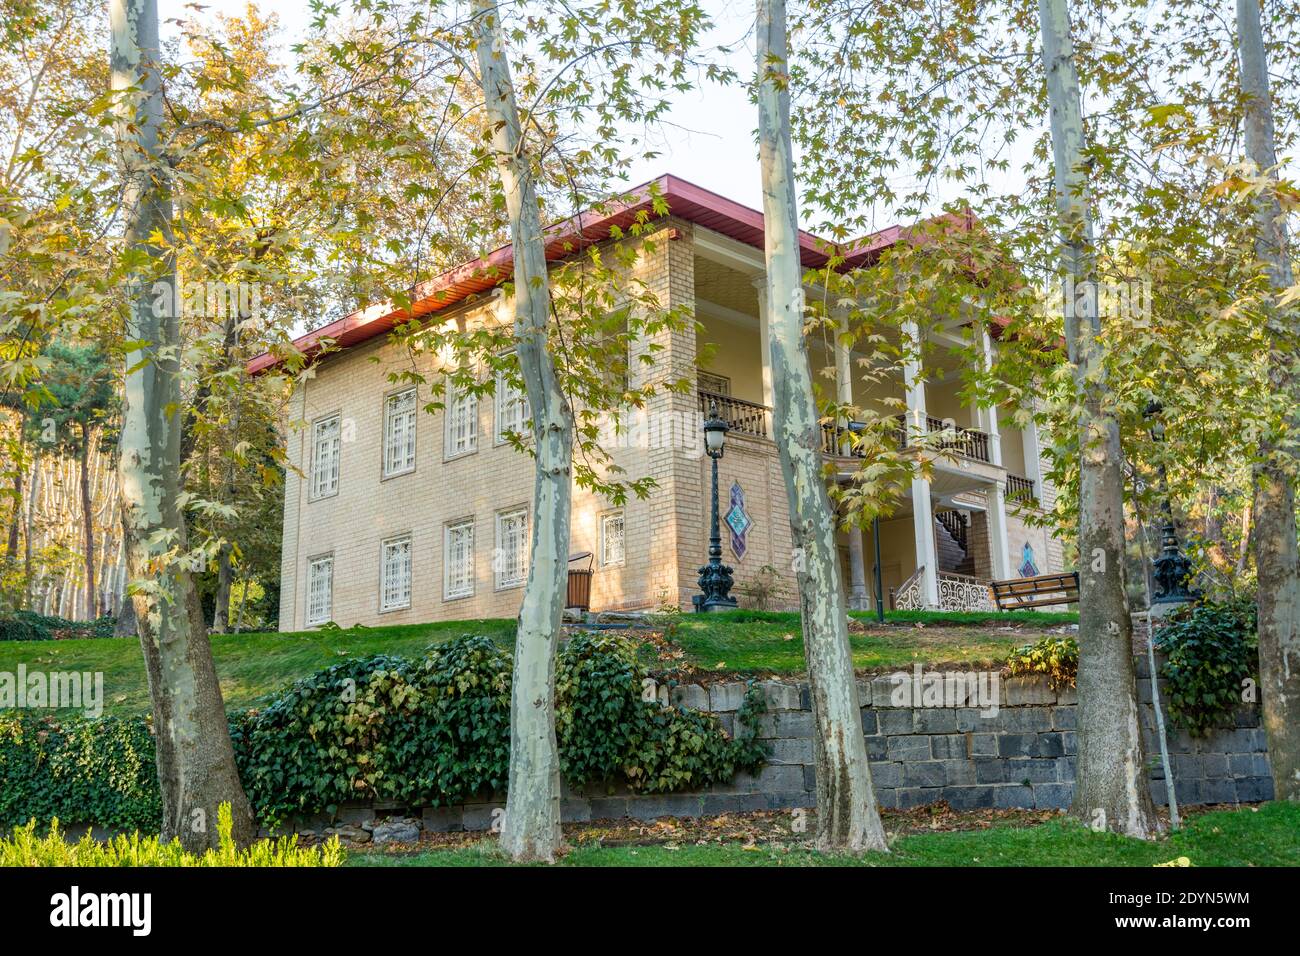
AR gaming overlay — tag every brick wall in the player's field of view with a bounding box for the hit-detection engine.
[279,224,694,629]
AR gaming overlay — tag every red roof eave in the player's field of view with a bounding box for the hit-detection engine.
[248,174,906,375]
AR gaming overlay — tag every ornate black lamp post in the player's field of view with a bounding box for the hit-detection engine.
[1144,401,1199,604]
[694,403,738,612]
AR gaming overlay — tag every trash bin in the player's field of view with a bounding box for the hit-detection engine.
[566,551,594,611]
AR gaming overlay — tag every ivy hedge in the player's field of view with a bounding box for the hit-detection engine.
[0,611,118,641]
[1,633,766,831]
[1155,600,1258,737]
[1000,602,1261,738]
[0,713,162,831]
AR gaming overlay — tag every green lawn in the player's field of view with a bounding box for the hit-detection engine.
[670,608,1075,674]
[0,620,515,716]
[0,607,1076,717]
[350,802,1296,868]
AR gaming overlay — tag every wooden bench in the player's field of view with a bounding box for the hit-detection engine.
[991,571,1080,610]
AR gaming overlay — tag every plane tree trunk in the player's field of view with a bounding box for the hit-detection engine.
[1036,0,1161,837]
[473,0,574,863]
[1237,0,1300,803]
[755,0,887,853]
[79,426,96,618]
[110,0,255,850]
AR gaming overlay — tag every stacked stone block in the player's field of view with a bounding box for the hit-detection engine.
[297,669,1272,834]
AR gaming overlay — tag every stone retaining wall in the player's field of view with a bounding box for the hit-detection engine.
[303,660,1273,837]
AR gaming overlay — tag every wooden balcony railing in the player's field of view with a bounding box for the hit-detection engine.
[1006,474,1037,502]
[698,389,770,439]
[820,421,868,458]
[896,414,991,463]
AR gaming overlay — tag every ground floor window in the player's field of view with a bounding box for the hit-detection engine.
[380,534,412,611]
[306,554,333,625]
[601,511,625,567]
[444,519,474,599]
[495,507,529,590]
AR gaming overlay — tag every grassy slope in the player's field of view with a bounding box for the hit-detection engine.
[351,802,1297,868]
[1,620,515,717]
[0,608,1077,717]
[671,609,1073,674]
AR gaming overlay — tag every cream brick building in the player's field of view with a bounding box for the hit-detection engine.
[253,176,1065,631]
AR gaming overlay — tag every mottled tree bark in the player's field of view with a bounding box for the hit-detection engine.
[78,427,96,618]
[1037,0,1161,837]
[5,452,19,561]
[1237,0,1299,802]
[474,0,572,862]
[110,0,254,850]
[212,542,233,633]
[755,0,887,852]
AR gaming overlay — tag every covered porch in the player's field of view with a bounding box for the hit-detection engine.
[689,227,1046,612]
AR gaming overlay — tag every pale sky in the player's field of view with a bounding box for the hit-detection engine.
[173,0,768,206]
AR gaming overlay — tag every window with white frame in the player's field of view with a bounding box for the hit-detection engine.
[600,511,625,567]
[306,554,333,625]
[383,388,418,477]
[494,369,530,444]
[310,414,341,500]
[494,508,529,589]
[380,534,412,611]
[444,382,478,458]
[444,519,475,599]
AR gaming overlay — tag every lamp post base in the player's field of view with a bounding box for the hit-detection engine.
[694,559,737,612]
[693,593,739,613]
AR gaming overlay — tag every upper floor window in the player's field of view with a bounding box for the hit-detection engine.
[306,554,333,626]
[600,511,625,567]
[495,369,530,444]
[445,382,478,458]
[494,507,529,590]
[380,534,412,612]
[444,519,475,599]
[310,414,341,500]
[383,388,418,478]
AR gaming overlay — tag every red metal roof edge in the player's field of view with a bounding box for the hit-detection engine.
[247,174,904,375]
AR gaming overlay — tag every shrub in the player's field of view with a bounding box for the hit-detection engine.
[738,564,783,610]
[6,635,766,831]
[557,632,766,792]
[235,633,764,827]
[1154,600,1258,737]
[231,642,513,827]
[0,804,344,866]
[0,713,162,831]
[1004,635,1079,690]
[0,611,117,641]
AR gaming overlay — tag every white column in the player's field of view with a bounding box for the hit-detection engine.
[976,327,1012,582]
[753,278,775,436]
[832,306,869,607]
[846,524,869,609]
[834,305,853,453]
[903,319,939,607]
[978,328,1003,467]
[987,482,1013,581]
[1022,399,1044,498]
